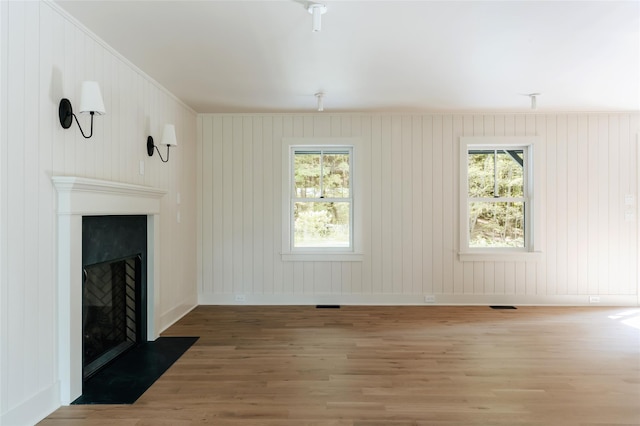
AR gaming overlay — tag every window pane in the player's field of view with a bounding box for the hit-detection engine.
[468,150,524,198]
[294,202,350,247]
[468,152,495,198]
[322,152,350,198]
[294,152,321,198]
[469,201,524,247]
[496,151,524,198]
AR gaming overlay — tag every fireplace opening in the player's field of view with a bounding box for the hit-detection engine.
[82,254,142,379]
[82,215,147,383]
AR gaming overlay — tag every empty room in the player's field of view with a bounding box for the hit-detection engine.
[1,1,639,425]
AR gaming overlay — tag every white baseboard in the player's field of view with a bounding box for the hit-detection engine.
[198,293,639,307]
[1,382,59,426]
[158,298,198,335]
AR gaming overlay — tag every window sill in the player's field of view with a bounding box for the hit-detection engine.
[458,251,543,262]
[281,252,364,262]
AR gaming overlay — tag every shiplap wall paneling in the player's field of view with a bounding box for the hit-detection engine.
[358,115,372,295]
[0,0,6,417]
[198,113,638,305]
[443,115,457,295]
[6,1,27,411]
[539,117,566,294]
[554,116,568,295]
[1,2,198,424]
[431,115,445,295]
[623,115,638,295]
[37,3,57,400]
[576,116,590,294]
[422,116,434,295]
[370,116,383,294]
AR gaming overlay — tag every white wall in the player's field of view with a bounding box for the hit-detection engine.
[197,114,639,306]
[0,2,198,425]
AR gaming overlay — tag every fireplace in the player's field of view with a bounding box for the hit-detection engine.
[83,254,141,378]
[81,214,148,380]
[53,177,166,404]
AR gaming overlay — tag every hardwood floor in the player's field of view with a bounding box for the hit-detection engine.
[40,305,640,425]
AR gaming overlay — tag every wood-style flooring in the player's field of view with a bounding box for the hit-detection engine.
[40,305,640,425]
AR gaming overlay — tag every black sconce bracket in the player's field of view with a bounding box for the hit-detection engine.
[58,98,95,139]
[147,136,170,163]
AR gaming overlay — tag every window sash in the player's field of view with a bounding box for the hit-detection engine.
[461,139,533,252]
[468,200,526,248]
[290,147,354,251]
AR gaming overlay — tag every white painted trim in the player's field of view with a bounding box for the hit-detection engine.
[199,293,639,307]
[637,132,640,307]
[281,138,363,262]
[281,253,364,262]
[158,299,198,334]
[52,176,166,215]
[458,251,543,262]
[0,382,59,426]
[52,176,166,405]
[459,136,543,260]
[198,112,640,117]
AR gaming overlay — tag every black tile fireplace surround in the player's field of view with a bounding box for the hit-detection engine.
[82,215,147,381]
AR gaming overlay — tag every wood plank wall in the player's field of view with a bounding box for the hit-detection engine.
[197,114,639,305]
[0,2,198,424]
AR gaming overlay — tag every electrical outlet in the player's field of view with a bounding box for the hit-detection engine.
[589,296,600,304]
[625,194,635,206]
[424,295,436,303]
[234,294,246,303]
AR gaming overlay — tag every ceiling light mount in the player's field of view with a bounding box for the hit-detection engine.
[527,93,541,110]
[307,3,327,32]
[315,92,324,112]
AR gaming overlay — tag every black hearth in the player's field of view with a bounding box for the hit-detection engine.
[82,215,147,381]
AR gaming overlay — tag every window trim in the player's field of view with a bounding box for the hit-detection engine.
[282,138,363,262]
[459,136,543,261]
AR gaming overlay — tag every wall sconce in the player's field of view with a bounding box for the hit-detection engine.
[58,81,106,139]
[147,124,178,163]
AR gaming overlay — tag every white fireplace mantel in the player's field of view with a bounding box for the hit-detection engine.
[52,176,166,404]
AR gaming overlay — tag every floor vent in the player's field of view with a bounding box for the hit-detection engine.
[490,305,517,310]
[316,305,341,309]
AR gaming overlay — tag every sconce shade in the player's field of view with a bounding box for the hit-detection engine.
[58,81,105,138]
[161,124,178,147]
[79,81,105,115]
[147,124,177,162]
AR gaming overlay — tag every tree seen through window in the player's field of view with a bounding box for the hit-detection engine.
[467,149,525,247]
[293,149,351,248]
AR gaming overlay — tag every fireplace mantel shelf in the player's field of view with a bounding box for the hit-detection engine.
[52,176,166,216]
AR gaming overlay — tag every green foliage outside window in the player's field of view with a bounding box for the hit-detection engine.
[468,150,525,247]
[293,150,351,247]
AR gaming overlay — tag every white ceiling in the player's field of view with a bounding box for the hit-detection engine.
[55,0,640,113]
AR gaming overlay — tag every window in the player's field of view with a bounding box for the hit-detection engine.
[282,138,362,261]
[459,137,542,261]
[292,148,352,248]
